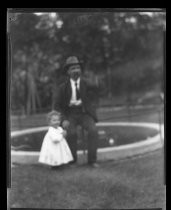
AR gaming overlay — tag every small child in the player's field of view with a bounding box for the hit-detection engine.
[38,110,73,168]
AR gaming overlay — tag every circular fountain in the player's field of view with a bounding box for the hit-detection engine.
[11,122,164,164]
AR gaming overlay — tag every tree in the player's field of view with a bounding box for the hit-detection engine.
[10,11,165,114]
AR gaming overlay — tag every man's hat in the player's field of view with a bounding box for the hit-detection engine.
[63,56,83,71]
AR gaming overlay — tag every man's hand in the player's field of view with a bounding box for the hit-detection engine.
[62,120,70,130]
[69,100,82,106]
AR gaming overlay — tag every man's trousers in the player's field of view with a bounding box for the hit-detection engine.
[66,112,98,164]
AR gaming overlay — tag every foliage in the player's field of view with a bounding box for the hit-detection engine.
[10,11,165,114]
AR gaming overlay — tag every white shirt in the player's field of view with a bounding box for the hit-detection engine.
[69,78,82,106]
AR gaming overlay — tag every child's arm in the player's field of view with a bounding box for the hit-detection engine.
[62,129,67,138]
[49,129,63,143]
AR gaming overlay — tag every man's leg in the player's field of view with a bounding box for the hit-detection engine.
[81,114,98,164]
[67,116,78,163]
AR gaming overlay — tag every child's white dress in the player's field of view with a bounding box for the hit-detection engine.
[39,126,73,166]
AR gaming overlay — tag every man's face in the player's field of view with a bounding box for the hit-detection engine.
[68,65,81,81]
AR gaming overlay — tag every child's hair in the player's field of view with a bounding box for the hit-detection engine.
[47,110,61,125]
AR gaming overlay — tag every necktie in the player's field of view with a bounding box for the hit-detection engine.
[75,82,80,100]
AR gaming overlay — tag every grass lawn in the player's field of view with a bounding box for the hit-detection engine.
[9,149,165,209]
[10,104,165,209]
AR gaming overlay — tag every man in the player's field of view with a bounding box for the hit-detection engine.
[55,56,99,167]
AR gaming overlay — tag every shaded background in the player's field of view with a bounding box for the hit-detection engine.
[9,11,165,118]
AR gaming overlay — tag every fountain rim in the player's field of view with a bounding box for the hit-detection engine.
[11,122,164,156]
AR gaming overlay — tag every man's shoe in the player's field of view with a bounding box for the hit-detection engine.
[88,163,100,168]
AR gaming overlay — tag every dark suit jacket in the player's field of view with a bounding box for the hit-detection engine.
[55,78,98,122]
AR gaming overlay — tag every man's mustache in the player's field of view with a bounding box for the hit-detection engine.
[71,72,81,77]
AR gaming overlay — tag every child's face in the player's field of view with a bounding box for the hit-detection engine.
[50,115,61,127]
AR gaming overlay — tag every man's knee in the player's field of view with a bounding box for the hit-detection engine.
[67,124,78,139]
